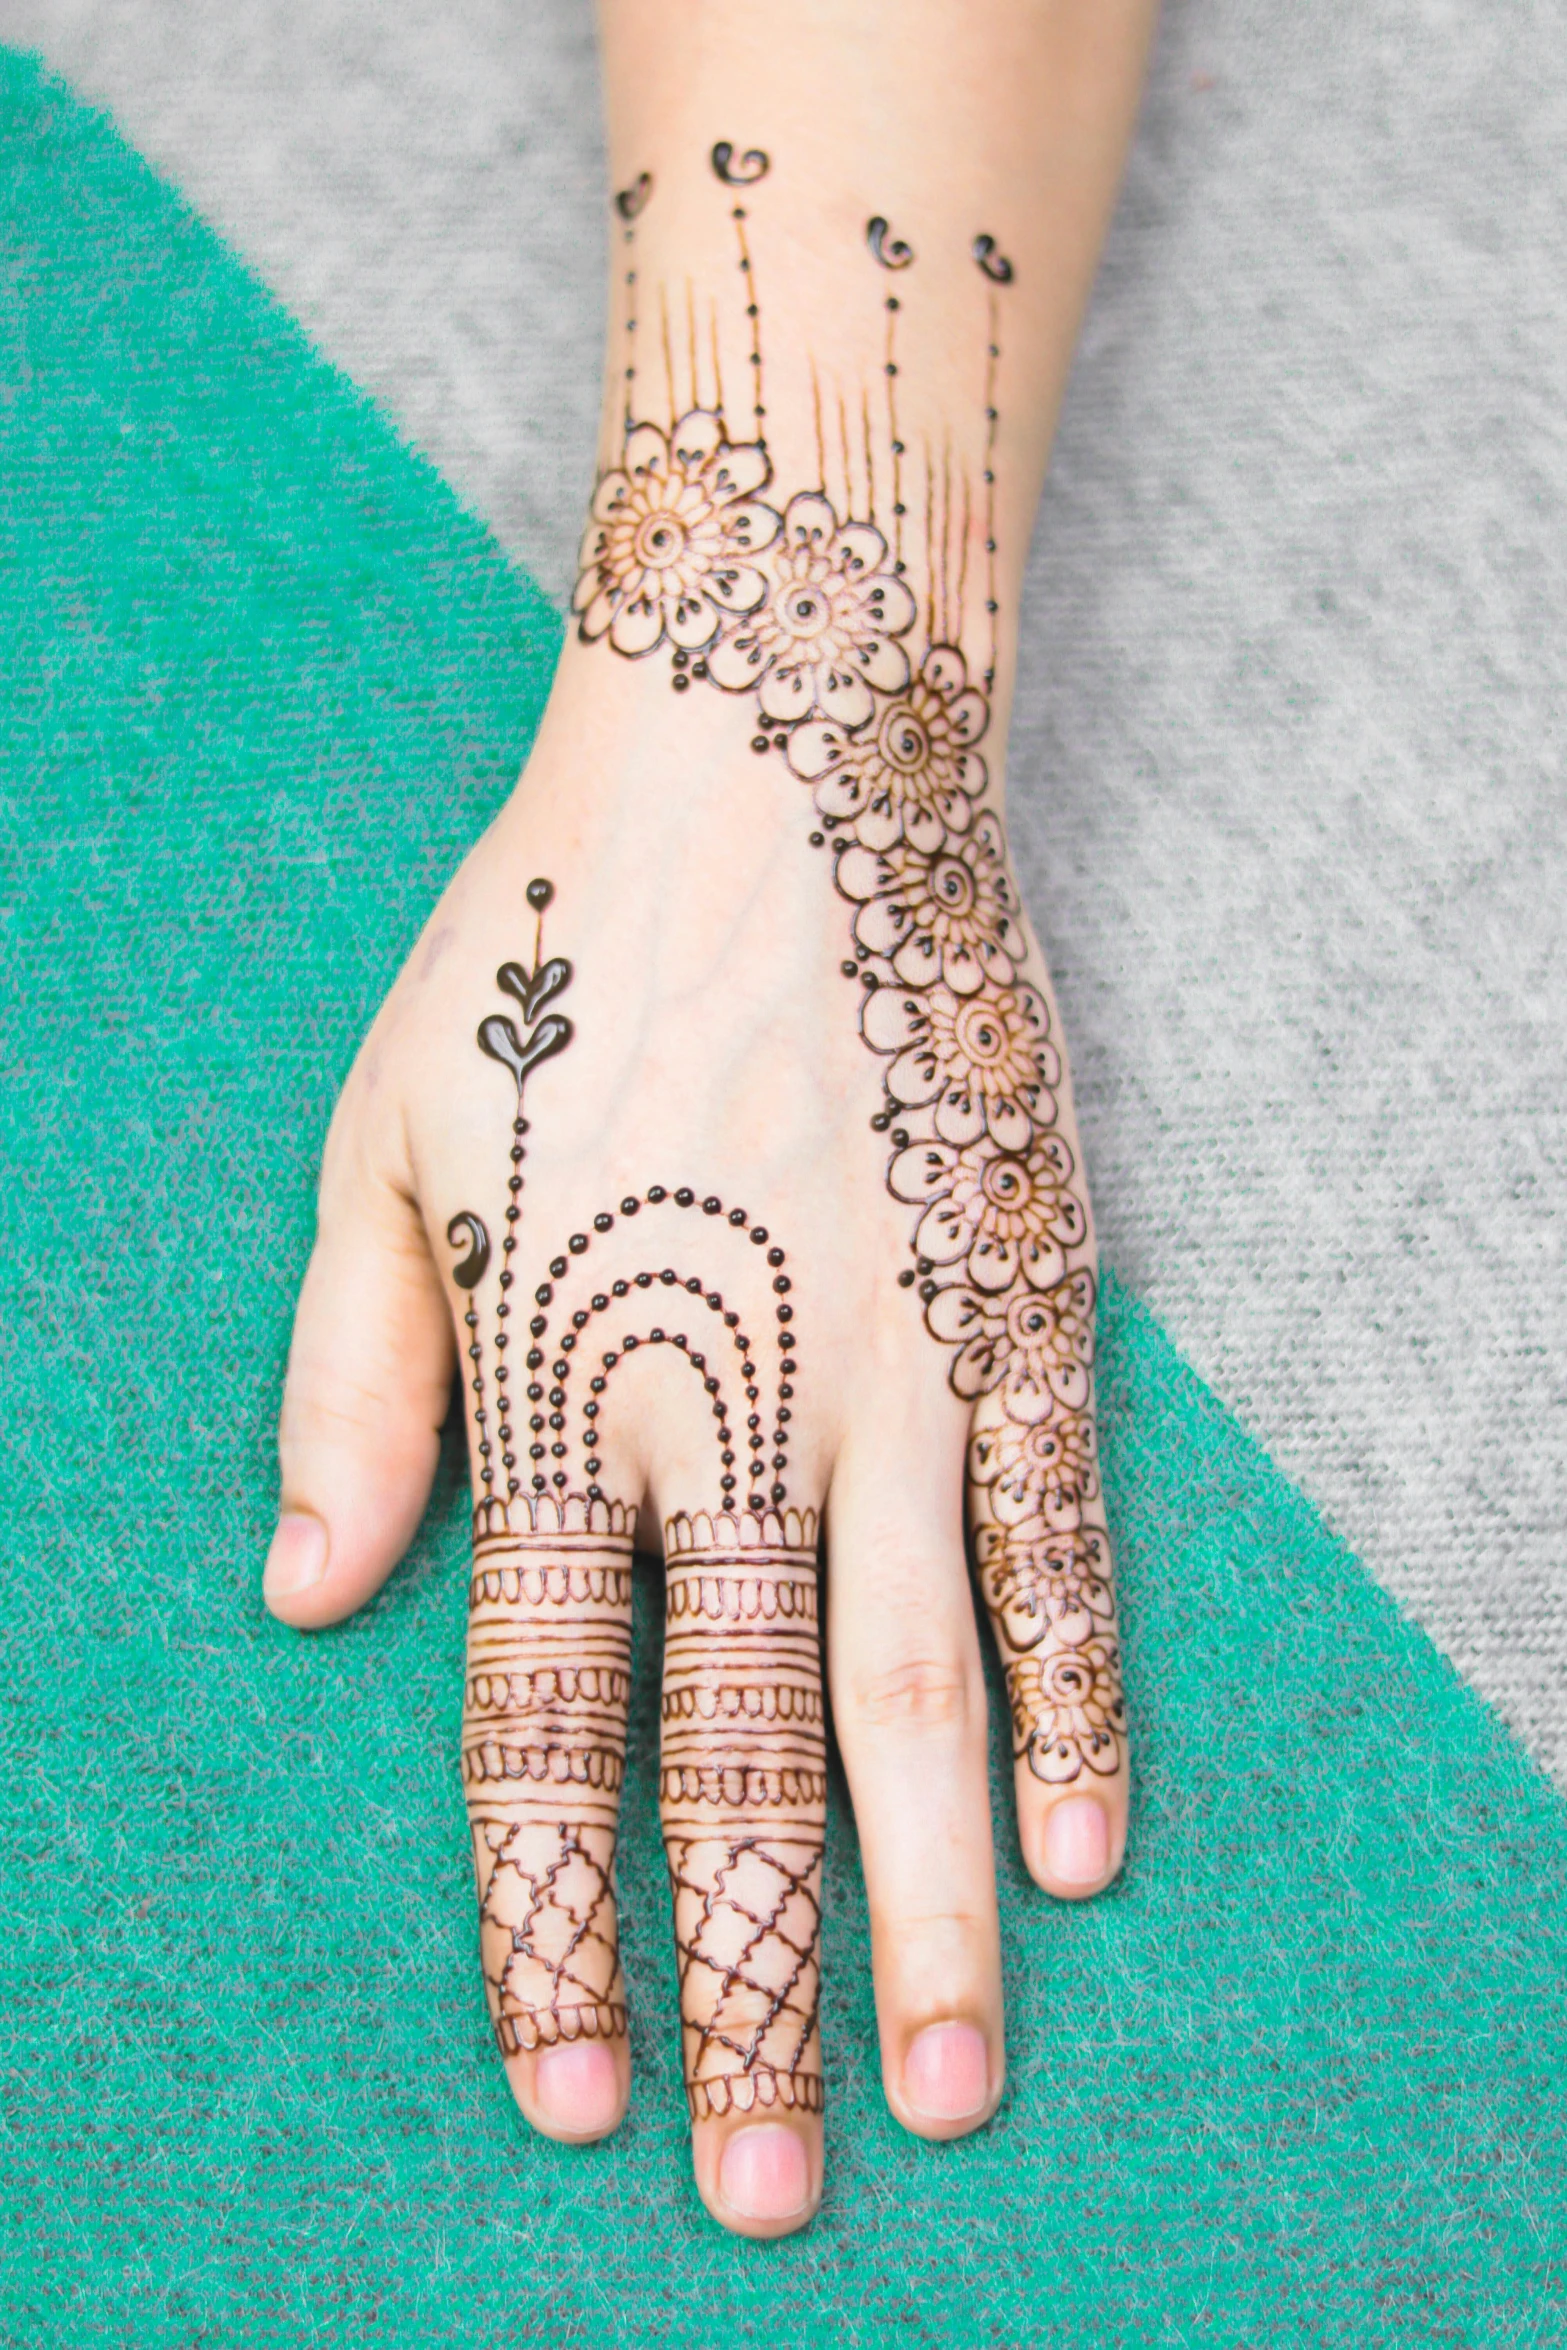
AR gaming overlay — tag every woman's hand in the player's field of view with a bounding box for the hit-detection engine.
[264,0,1157,2237]
[266,640,1126,2235]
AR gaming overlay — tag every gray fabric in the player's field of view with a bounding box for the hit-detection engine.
[7,0,1563,1776]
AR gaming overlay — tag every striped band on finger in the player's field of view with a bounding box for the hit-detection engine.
[463,1491,636,2055]
[660,1505,826,2122]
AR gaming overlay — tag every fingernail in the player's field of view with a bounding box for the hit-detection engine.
[904,2021,990,2121]
[719,2123,810,2220]
[534,2041,621,2137]
[263,1511,328,1600]
[1044,1794,1110,1887]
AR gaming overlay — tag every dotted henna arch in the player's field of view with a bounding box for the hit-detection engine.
[567,1282,775,1499]
[578,1322,740,1503]
[523,1190,800,1505]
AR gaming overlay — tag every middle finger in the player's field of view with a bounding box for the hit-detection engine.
[661,1499,828,2238]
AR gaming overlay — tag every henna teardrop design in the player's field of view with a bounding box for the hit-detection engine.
[867,216,915,270]
[972,233,1014,284]
[478,1010,573,1095]
[498,955,573,1027]
[447,1211,492,1290]
[615,172,652,221]
[712,142,770,185]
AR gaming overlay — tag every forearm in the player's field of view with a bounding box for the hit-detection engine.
[585,0,1159,747]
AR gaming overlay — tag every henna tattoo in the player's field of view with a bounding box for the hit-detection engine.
[447,1210,491,1290]
[662,1508,824,2120]
[448,160,1124,2130]
[449,899,638,2063]
[615,171,652,223]
[728,198,767,440]
[568,153,1126,1790]
[450,880,827,2115]
[883,288,906,575]
[972,233,1014,285]
[866,215,915,270]
[711,142,770,186]
[465,1496,636,2054]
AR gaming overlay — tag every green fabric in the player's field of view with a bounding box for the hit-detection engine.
[3,50,1563,2346]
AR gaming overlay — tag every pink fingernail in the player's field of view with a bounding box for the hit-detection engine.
[719,2124,810,2220]
[263,1512,328,1600]
[534,2041,621,2136]
[1044,1794,1110,1887]
[905,2022,990,2121]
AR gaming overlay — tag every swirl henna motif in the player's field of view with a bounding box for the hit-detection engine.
[866,215,915,270]
[972,233,1014,285]
[711,141,770,186]
[566,152,1126,1793]
[615,171,652,222]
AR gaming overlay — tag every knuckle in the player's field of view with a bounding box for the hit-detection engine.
[279,1363,423,1455]
[849,1649,977,1734]
[885,1901,993,1941]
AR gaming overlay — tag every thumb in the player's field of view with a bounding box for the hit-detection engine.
[265,1100,455,1630]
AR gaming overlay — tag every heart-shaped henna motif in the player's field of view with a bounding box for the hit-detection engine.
[615,172,652,221]
[498,955,573,1028]
[478,1010,573,1094]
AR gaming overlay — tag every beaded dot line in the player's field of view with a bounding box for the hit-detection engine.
[524,1187,798,1505]
[731,203,766,443]
[981,285,1000,691]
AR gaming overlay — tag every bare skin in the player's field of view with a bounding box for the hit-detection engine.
[265,0,1160,2241]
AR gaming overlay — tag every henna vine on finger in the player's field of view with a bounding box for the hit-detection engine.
[569,152,1125,1789]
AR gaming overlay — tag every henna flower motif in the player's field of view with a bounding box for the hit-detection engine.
[890,1129,1087,1293]
[861,977,1059,1152]
[835,813,1025,994]
[788,644,989,851]
[573,412,779,656]
[926,1266,1096,1408]
[1008,1636,1125,1783]
[969,1399,1099,1529]
[977,1524,1116,1656]
[706,493,916,725]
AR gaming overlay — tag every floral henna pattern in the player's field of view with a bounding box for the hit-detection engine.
[789,643,989,853]
[450,882,827,2115]
[573,411,779,660]
[448,157,1125,2124]
[706,493,916,725]
[567,154,1126,1789]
